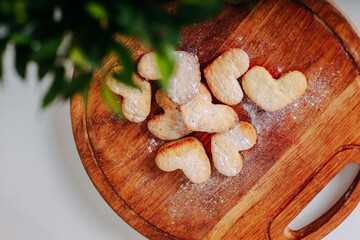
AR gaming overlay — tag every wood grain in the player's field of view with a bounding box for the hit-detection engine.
[70,0,360,239]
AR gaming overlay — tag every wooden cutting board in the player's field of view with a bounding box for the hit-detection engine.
[70,0,360,239]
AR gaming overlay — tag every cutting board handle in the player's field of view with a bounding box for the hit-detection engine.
[269,145,360,240]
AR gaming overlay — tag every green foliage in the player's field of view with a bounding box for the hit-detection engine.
[156,43,175,89]
[112,43,138,88]
[85,2,108,21]
[0,0,227,108]
[0,40,6,79]
[42,66,65,107]
[102,85,122,116]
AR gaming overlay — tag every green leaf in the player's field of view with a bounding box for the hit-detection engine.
[102,85,122,116]
[0,41,7,80]
[10,32,33,45]
[37,60,53,79]
[14,45,31,78]
[155,44,175,89]
[177,0,223,24]
[114,3,152,46]
[85,2,108,21]
[113,44,133,72]
[112,70,138,88]
[112,43,138,88]
[79,79,90,102]
[31,38,60,79]
[42,67,65,107]
[0,0,12,16]
[0,0,227,108]
[69,46,96,70]
[63,72,92,99]
[14,0,27,24]
[31,38,60,62]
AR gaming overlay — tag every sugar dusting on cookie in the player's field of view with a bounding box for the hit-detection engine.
[137,51,201,105]
[164,52,201,105]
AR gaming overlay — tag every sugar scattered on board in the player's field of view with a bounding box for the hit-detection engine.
[146,138,159,153]
[165,66,335,223]
[167,175,233,219]
[132,55,338,226]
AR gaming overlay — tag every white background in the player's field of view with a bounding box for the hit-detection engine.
[0,1,360,239]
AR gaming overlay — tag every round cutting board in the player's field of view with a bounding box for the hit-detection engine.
[71,0,360,239]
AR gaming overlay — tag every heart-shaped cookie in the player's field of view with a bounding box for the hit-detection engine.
[155,136,211,183]
[211,121,257,176]
[147,90,192,140]
[137,51,201,105]
[105,66,152,122]
[242,66,307,112]
[180,83,238,133]
[204,48,249,105]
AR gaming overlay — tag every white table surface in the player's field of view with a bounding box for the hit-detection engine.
[1,1,360,239]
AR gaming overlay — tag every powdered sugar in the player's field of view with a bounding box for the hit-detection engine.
[146,138,159,153]
[167,175,232,219]
[229,125,252,150]
[163,65,333,222]
[242,99,286,136]
[236,71,332,181]
[166,52,201,105]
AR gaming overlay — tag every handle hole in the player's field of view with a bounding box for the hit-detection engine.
[287,163,360,237]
